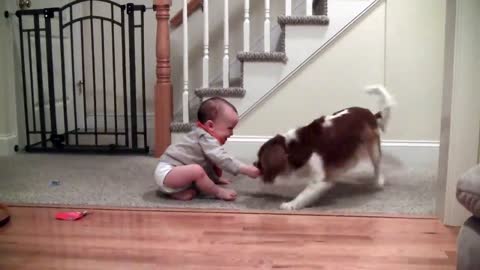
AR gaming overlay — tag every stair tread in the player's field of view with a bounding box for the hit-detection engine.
[237,52,287,63]
[278,15,329,26]
[195,87,246,98]
[170,122,195,133]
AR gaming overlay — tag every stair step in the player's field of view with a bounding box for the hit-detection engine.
[237,52,287,63]
[195,87,246,98]
[170,122,195,133]
[278,15,329,27]
[210,76,243,88]
[276,15,330,52]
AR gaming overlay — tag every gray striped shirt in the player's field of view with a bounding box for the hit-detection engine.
[159,127,243,180]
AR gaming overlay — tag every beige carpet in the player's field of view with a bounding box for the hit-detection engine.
[0,153,435,215]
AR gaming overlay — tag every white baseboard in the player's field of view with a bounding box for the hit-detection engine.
[0,134,17,156]
[172,134,439,171]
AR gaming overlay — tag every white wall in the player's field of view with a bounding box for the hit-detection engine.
[237,0,384,136]
[236,0,446,142]
[0,0,18,155]
[385,0,445,141]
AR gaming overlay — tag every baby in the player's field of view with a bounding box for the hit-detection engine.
[155,97,260,201]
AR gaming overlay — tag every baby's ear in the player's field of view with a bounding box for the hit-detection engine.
[205,120,215,129]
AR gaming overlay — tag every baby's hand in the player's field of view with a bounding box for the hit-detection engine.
[240,165,261,179]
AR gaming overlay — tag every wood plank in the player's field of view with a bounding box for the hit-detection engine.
[6,203,438,219]
[0,206,458,270]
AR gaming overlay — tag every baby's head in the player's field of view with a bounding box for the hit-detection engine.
[197,97,239,143]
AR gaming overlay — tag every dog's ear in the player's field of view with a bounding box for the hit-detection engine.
[287,140,313,169]
[259,135,288,183]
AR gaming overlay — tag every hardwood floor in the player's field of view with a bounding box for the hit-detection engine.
[0,206,458,270]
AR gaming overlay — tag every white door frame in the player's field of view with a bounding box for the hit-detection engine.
[436,0,480,226]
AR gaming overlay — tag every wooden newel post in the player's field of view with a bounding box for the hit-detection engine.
[154,0,172,157]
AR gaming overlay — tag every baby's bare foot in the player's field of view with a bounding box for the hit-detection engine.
[215,187,237,201]
[170,189,197,201]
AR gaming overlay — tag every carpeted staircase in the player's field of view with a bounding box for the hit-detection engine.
[171,0,330,132]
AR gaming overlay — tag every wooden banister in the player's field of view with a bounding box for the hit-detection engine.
[154,0,173,157]
[170,0,203,29]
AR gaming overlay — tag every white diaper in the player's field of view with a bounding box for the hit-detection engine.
[154,162,190,194]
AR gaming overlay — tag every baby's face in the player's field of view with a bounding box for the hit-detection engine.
[212,105,239,143]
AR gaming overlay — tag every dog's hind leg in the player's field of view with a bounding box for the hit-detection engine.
[367,138,384,188]
[280,153,333,210]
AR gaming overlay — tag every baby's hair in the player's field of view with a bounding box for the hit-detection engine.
[197,97,238,124]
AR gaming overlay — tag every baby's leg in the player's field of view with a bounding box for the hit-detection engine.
[164,164,237,201]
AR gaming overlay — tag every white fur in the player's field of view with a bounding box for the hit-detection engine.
[284,129,298,143]
[323,109,349,128]
[280,153,333,210]
[279,148,383,210]
[365,85,396,131]
[375,174,385,188]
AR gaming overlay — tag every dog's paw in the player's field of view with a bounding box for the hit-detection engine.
[280,202,299,210]
[375,174,385,189]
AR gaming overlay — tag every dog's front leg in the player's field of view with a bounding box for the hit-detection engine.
[280,153,332,210]
[280,180,333,210]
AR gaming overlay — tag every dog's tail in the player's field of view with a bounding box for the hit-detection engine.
[365,84,396,132]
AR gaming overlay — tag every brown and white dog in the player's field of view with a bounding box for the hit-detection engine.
[254,85,396,210]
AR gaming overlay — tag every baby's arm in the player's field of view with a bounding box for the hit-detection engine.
[199,135,259,178]
[199,135,242,174]
[239,165,261,179]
